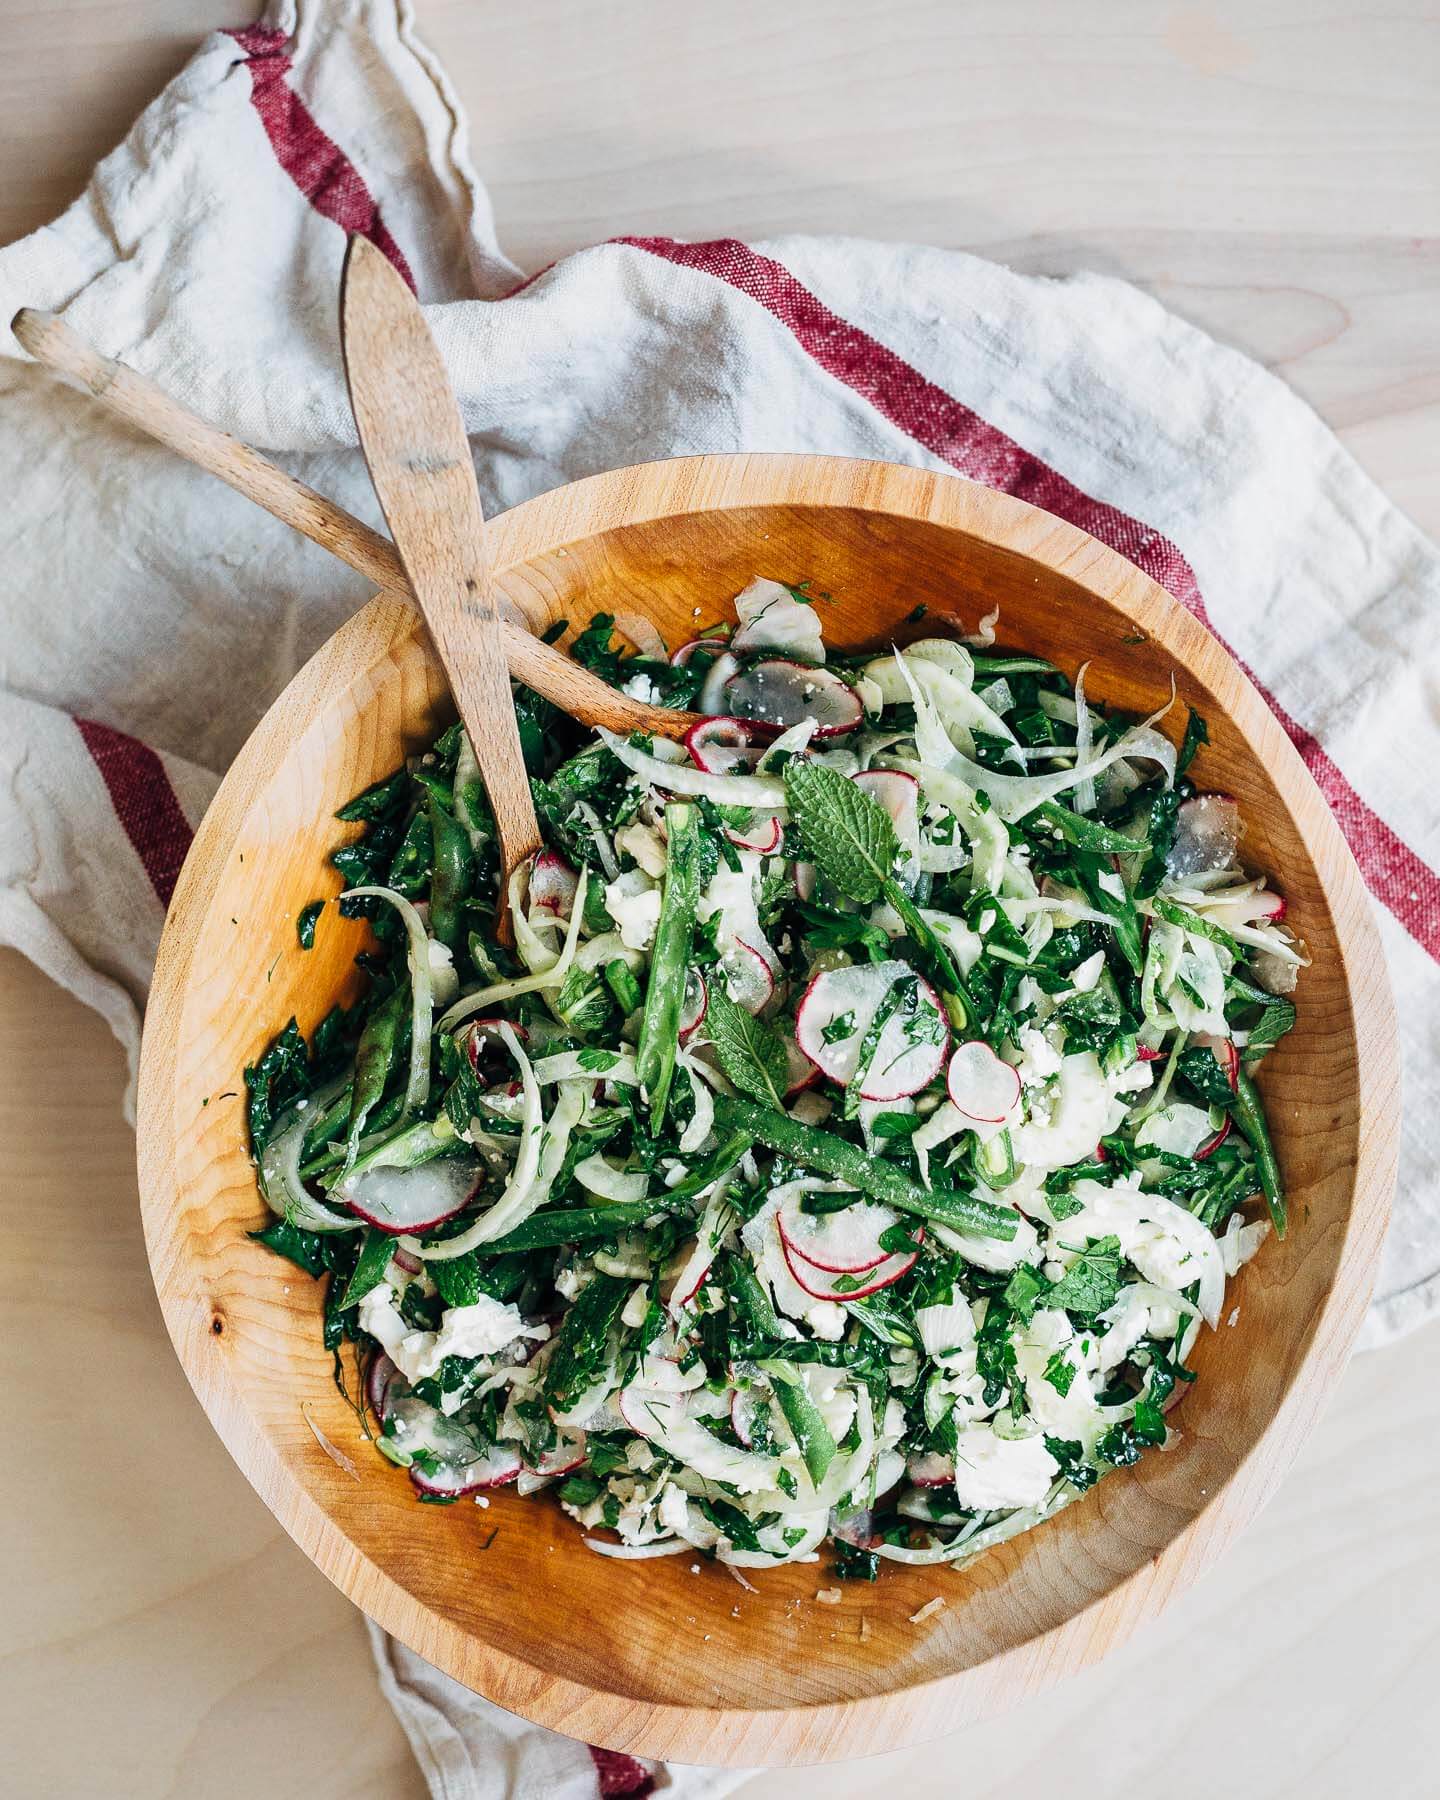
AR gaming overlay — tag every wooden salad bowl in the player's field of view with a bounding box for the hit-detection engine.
[136,454,1398,1765]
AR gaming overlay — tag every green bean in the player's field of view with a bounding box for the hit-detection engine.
[341,985,408,1170]
[1232,1071,1286,1237]
[710,1096,1018,1240]
[427,793,475,949]
[1030,799,1146,856]
[635,801,707,1126]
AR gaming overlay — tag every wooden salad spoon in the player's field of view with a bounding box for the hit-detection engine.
[339,233,543,940]
[8,305,702,743]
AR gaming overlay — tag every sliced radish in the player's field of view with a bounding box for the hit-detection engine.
[678,967,709,1042]
[669,1237,714,1310]
[782,1034,820,1098]
[795,960,947,1098]
[671,635,730,669]
[367,1352,399,1416]
[720,938,776,1014]
[1137,1045,1166,1063]
[528,849,578,917]
[778,1190,898,1274]
[392,1247,422,1276]
[340,1154,483,1235]
[906,1450,956,1489]
[684,715,762,775]
[1192,1032,1240,1093]
[730,1389,766,1448]
[778,1231,918,1300]
[724,660,863,738]
[1196,1114,1232,1160]
[946,1040,1022,1125]
[378,1368,522,1496]
[465,1017,528,1075]
[698,650,740,716]
[411,1443,522,1497]
[524,1427,587,1479]
[832,1508,882,1549]
[851,769,920,856]
[1167,793,1241,878]
[725,811,783,853]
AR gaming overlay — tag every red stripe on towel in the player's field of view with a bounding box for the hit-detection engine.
[76,718,193,908]
[618,233,1439,958]
[587,1746,656,1798]
[228,25,416,289]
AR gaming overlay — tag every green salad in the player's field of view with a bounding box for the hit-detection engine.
[247,578,1302,1577]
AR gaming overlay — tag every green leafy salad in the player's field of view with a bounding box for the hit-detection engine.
[247,577,1303,1577]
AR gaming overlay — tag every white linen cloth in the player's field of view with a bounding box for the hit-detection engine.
[1,0,1436,1790]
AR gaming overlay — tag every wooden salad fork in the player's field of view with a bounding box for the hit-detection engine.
[338,234,543,939]
[9,304,702,743]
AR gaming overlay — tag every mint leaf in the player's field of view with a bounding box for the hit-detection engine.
[1047,1234,1124,1315]
[821,1009,857,1046]
[703,982,790,1109]
[782,758,897,903]
[1042,1350,1076,1396]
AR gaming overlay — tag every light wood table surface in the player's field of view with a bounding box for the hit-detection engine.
[3,3,1435,1795]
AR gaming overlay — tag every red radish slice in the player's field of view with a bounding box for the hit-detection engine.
[529,849,578,916]
[797,960,935,1085]
[671,635,730,669]
[367,1352,399,1416]
[725,811,783,853]
[1192,1032,1240,1093]
[1166,793,1241,878]
[832,1508,883,1548]
[524,1427,587,1479]
[724,660,863,738]
[392,1247,422,1276]
[678,967,709,1042]
[778,1231,918,1301]
[1196,1115,1232,1160]
[782,1034,820,1098]
[683,715,762,775]
[906,1450,956,1488]
[730,1389,766,1448]
[721,939,776,1014]
[778,1191,899,1274]
[669,1237,714,1310]
[851,769,920,843]
[340,1154,483,1235]
[1137,1045,1166,1063]
[465,1017,529,1073]
[410,1443,522,1497]
[946,1040,1022,1125]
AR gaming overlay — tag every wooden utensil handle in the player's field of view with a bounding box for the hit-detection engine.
[10,308,701,741]
[10,308,406,594]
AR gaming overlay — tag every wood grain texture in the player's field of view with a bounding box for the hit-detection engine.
[134,453,1399,1765]
[340,233,543,916]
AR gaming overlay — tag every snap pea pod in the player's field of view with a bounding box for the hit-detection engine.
[341,984,409,1172]
[761,1360,838,1487]
[1030,799,1146,856]
[710,1095,1018,1240]
[1231,1071,1286,1237]
[482,1201,663,1255]
[427,792,476,949]
[634,801,708,1127]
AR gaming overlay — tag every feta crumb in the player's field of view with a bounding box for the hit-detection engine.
[805,1302,847,1341]
[690,1563,701,1574]
[1228,1306,1240,1328]
[474,1495,490,1508]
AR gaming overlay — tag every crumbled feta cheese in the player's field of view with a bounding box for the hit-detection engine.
[658,1483,690,1535]
[603,871,662,951]
[1016,1025,1063,1085]
[622,672,662,705]
[805,1302,847,1341]
[614,821,667,879]
[951,1423,1059,1510]
[554,1265,584,1301]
